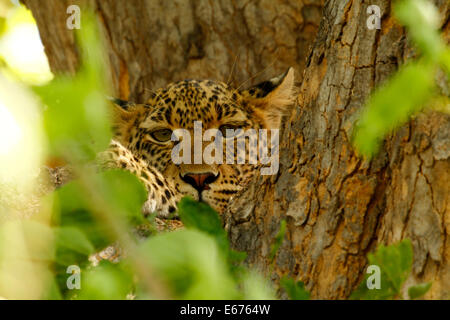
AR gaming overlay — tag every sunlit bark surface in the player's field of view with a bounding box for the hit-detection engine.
[24,0,449,299]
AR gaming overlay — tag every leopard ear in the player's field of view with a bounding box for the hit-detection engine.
[109,97,132,110]
[108,97,137,123]
[240,68,296,129]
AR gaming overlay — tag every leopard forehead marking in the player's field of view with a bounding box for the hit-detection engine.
[140,80,252,130]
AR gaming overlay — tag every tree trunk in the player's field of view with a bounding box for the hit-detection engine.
[24,0,322,100]
[23,0,449,299]
[224,0,450,299]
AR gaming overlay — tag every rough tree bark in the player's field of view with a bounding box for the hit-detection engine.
[23,0,449,299]
[24,0,322,100]
[224,0,449,299]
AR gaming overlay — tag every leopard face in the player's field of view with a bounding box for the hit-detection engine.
[112,68,295,214]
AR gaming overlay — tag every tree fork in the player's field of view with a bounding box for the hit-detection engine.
[23,0,449,299]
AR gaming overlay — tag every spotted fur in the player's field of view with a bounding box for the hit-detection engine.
[99,68,295,217]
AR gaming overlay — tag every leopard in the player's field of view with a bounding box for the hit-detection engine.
[97,68,296,218]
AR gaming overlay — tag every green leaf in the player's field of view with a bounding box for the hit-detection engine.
[440,49,450,75]
[138,229,239,299]
[353,62,435,158]
[55,227,95,256]
[394,0,443,61]
[354,0,450,158]
[228,249,247,264]
[280,277,310,300]
[0,17,6,37]
[178,197,229,253]
[270,220,286,261]
[408,282,432,300]
[42,276,63,300]
[369,239,413,293]
[52,181,114,249]
[350,273,397,300]
[34,76,111,162]
[53,226,95,268]
[96,170,148,225]
[52,169,147,249]
[177,197,249,282]
[76,261,134,300]
[350,239,413,300]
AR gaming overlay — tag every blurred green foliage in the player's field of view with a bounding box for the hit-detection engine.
[33,14,111,162]
[408,281,432,300]
[138,229,239,299]
[269,219,286,261]
[0,3,441,300]
[351,239,431,300]
[353,62,435,157]
[0,11,279,300]
[0,4,53,84]
[353,0,450,158]
[280,277,310,300]
[0,17,5,36]
[178,197,229,254]
[178,197,247,274]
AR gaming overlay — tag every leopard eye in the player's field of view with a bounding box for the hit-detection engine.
[150,128,173,142]
[219,124,242,138]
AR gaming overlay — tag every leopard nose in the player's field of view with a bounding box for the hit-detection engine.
[181,172,219,191]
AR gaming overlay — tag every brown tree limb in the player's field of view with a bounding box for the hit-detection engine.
[22,0,449,299]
